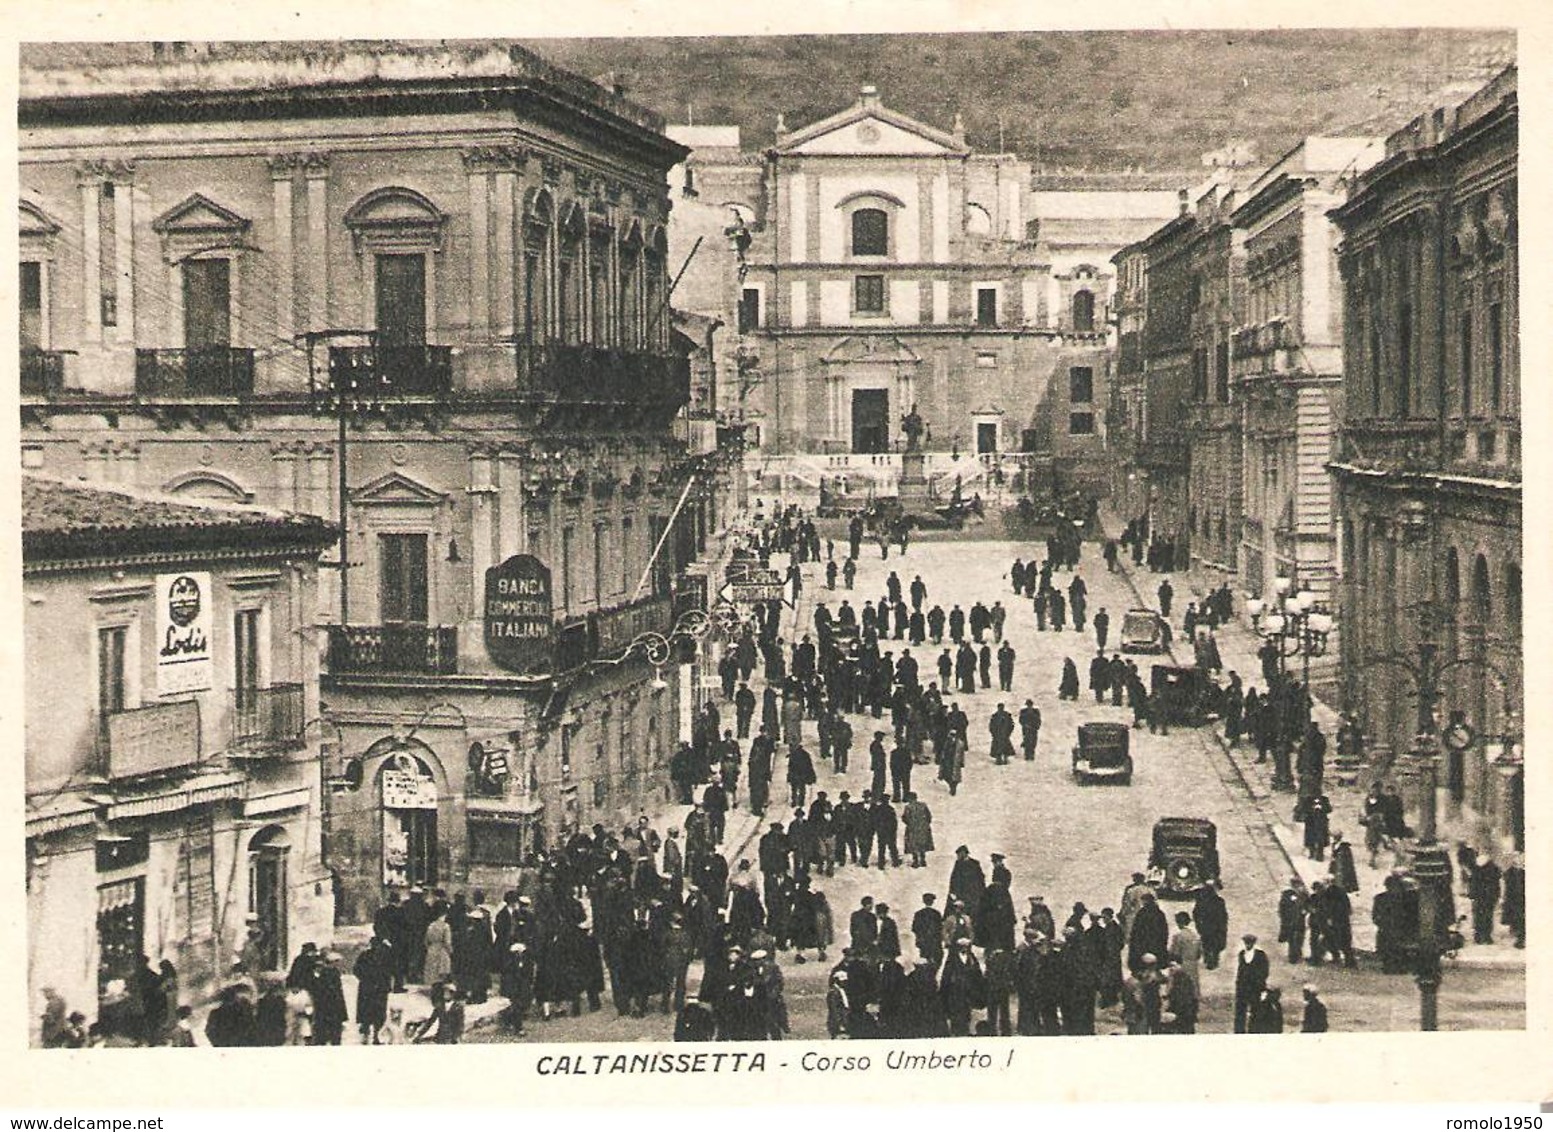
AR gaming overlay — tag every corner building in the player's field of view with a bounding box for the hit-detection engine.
[18,42,721,924]
[23,477,336,1040]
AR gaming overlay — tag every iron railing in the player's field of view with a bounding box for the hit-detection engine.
[325,345,454,399]
[135,347,256,397]
[20,349,67,395]
[326,624,459,676]
[231,683,307,749]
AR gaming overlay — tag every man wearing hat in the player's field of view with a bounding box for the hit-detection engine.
[1300,983,1329,1032]
[912,893,944,968]
[1233,933,1270,1033]
[939,937,985,1036]
[948,845,986,915]
[310,952,348,1045]
[990,853,1012,889]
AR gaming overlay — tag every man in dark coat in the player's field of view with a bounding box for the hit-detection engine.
[889,740,913,802]
[734,682,757,738]
[787,744,817,808]
[353,937,394,1044]
[373,891,408,993]
[876,904,903,960]
[997,642,1016,692]
[1300,984,1329,1032]
[1193,880,1229,970]
[948,846,986,916]
[310,951,348,1045]
[1502,855,1525,948]
[205,984,257,1048]
[1233,934,1270,1033]
[912,893,944,968]
[977,880,1017,953]
[1469,853,1503,944]
[872,796,903,868]
[939,939,985,1037]
[1019,701,1042,760]
[988,704,1016,765]
[1127,892,1170,974]
[1278,879,1308,964]
[849,896,879,954]
[1094,607,1111,652]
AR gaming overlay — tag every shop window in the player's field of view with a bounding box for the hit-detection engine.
[96,878,144,995]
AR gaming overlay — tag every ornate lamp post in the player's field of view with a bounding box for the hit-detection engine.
[1245,575,1335,792]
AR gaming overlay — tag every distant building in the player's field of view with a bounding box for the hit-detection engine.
[1232,136,1384,612]
[1329,67,1521,851]
[668,89,1177,499]
[24,476,335,1041]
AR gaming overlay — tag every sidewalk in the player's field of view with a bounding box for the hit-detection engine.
[1099,508,1522,972]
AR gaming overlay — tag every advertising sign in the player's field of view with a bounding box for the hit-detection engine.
[381,766,438,810]
[484,554,553,672]
[155,571,213,695]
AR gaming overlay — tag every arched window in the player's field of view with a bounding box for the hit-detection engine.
[852,208,888,256]
[1072,289,1096,333]
[1444,547,1460,604]
[1472,553,1492,621]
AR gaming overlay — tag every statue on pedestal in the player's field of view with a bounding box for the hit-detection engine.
[900,404,926,452]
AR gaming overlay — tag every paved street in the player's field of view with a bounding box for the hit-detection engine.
[469,530,1523,1042]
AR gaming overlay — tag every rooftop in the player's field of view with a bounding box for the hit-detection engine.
[23,475,336,564]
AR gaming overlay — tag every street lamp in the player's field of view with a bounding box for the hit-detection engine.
[1247,579,1336,792]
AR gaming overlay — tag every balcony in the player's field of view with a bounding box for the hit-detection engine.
[325,345,453,400]
[515,343,689,410]
[20,349,67,396]
[136,347,256,397]
[1336,421,1444,474]
[100,699,202,782]
[230,683,307,751]
[327,625,459,677]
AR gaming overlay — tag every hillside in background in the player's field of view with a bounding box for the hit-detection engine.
[530,29,1515,172]
[21,30,1515,174]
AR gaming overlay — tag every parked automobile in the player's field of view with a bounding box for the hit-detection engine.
[1071,721,1133,785]
[1147,817,1220,896]
[1119,608,1169,654]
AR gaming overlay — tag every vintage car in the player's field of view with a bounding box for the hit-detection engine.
[1147,817,1221,896]
[1071,721,1133,785]
[1119,608,1170,654]
[1149,664,1224,726]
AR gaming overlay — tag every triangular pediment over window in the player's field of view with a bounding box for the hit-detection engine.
[152,193,251,262]
[778,108,968,158]
[20,200,61,257]
[351,471,448,507]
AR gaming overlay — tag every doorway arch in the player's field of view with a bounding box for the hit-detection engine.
[247,825,291,972]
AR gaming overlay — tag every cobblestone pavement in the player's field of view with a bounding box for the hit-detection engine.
[468,531,1522,1041]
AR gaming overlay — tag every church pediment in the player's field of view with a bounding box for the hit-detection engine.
[821,335,922,366]
[351,471,448,507]
[778,104,967,158]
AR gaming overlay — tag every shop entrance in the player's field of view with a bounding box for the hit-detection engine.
[96,877,144,994]
[380,753,439,889]
[247,827,289,972]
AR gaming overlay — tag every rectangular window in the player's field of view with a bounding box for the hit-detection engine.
[620,517,634,596]
[593,523,606,606]
[524,254,545,345]
[1398,303,1413,417]
[183,259,232,349]
[854,275,885,314]
[975,352,998,369]
[1488,302,1503,412]
[99,183,117,327]
[1215,342,1230,402]
[378,534,429,624]
[1191,348,1208,401]
[98,625,128,722]
[649,515,671,596]
[1069,366,1094,404]
[1069,412,1096,435]
[590,258,608,345]
[234,608,261,712]
[20,261,42,350]
[852,209,889,256]
[1460,312,1474,417]
[561,526,575,609]
[738,288,761,333]
[559,258,576,344]
[975,287,998,327]
[1368,325,1381,415]
[375,255,426,347]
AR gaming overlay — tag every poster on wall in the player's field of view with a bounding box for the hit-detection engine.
[154,571,213,696]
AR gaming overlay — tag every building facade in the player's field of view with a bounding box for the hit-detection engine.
[17,42,736,923]
[1329,67,1521,850]
[1133,206,1197,540]
[1233,137,1382,613]
[24,476,336,1040]
[667,90,1177,499]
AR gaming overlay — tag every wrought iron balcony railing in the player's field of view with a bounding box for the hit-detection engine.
[230,683,307,750]
[325,345,454,400]
[135,347,256,397]
[327,624,459,676]
[20,349,67,396]
[514,342,689,409]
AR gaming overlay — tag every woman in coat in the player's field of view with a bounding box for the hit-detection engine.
[353,939,393,1044]
[939,736,965,797]
[902,795,935,866]
[1058,658,1080,701]
[1248,985,1285,1033]
[422,911,454,987]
